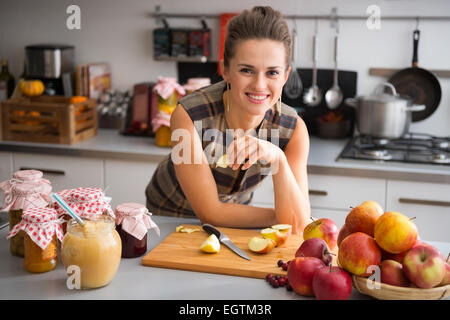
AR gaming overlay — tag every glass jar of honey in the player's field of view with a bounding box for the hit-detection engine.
[0,170,52,257]
[61,215,121,289]
[115,202,160,258]
[7,207,64,273]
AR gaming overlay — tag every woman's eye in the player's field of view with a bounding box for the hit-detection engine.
[239,68,253,74]
[267,70,279,76]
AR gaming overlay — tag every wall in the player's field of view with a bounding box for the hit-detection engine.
[1,0,449,136]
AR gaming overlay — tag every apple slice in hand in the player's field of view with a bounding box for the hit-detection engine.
[248,237,276,254]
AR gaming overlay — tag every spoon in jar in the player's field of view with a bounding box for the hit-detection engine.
[52,193,85,226]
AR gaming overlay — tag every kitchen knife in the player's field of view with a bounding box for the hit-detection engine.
[202,224,251,261]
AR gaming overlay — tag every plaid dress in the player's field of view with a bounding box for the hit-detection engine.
[145,80,298,218]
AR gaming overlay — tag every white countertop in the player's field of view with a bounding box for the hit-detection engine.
[0,129,449,183]
[0,215,448,300]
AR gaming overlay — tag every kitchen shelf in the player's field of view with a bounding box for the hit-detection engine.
[154,56,208,63]
[369,68,450,78]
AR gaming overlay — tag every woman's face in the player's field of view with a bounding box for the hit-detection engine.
[223,38,290,116]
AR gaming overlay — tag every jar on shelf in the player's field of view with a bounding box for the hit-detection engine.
[52,187,115,234]
[61,215,121,289]
[152,77,185,147]
[7,207,64,273]
[0,170,52,257]
[114,202,160,258]
[183,77,211,95]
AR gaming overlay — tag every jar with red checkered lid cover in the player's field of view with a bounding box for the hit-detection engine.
[7,207,64,273]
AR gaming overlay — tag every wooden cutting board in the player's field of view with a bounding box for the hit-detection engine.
[141,224,304,279]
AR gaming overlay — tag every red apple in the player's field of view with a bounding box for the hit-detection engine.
[381,239,422,263]
[295,237,332,266]
[380,259,410,287]
[439,254,450,286]
[287,256,325,297]
[402,244,446,289]
[374,211,418,254]
[312,266,352,300]
[303,218,338,250]
[337,224,352,247]
[345,200,383,236]
[338,232,382,277]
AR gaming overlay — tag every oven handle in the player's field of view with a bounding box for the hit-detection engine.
[398,198,450,207]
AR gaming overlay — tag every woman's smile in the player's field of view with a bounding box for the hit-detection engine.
[245,92,271,104]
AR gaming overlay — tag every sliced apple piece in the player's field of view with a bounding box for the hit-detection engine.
[261,227,290,247]
[248,237,276,254]
[216,154,230,168]
[200,234,220,253]
[271,224,292,235]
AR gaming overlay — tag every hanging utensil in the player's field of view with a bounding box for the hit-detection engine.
[387,27,441,122]
[303,19,322,107]
[284,19,303,99]
[325,29,343,109]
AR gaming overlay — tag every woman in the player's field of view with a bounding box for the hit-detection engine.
[146,6,310,234]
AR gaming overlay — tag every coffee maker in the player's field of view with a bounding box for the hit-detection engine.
[25,44,75,96]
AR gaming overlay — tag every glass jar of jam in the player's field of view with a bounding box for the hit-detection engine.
[7,207,64,273]
[61,215,121,289]
[0,169,52,257]
[115,203,160,258]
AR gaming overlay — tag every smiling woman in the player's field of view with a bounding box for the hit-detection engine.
[145,6,311,234]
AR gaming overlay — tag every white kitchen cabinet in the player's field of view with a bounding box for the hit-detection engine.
[12,153,104,192]
[0,151,13,184]
[386,180,450,242]
[252,173,386,214]
[308,173,386,211]
[104,159,159,208]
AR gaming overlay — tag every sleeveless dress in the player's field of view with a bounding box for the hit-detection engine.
[145,80,299,218]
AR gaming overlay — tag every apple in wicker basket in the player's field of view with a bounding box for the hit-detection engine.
[374,211,418,254]
[345,200,383,237]
[338,232,382,277]
[402,244,446,289]
[380,259,410,287]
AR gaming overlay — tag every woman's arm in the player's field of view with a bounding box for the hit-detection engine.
[170,104,278,228]
[272,116,311,234]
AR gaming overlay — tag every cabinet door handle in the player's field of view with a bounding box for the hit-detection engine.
[398,198,450,207]
[309,190,328,196]
[19,167,66,176]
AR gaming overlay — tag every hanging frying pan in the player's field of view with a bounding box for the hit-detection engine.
[388,29,441,122]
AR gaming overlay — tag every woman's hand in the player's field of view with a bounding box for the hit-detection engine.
[226,133,283,171]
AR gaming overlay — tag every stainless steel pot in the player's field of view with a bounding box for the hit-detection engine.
[345,82,425,139]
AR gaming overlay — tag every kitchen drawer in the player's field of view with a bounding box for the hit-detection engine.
[386,180,450,242]
[308,173,386,211]
[13,153,103,192]
[104,159,159,208]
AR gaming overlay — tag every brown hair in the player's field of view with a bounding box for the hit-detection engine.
[223,6,292,70]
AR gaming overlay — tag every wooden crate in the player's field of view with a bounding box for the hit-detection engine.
[1,95,98,144]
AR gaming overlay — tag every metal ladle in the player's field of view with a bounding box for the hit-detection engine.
[303,20,322,107]
[325,30,343,109]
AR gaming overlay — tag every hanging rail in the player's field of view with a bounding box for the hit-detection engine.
[148,11,450,22]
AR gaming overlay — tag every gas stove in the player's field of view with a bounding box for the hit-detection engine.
[338,133,450,166]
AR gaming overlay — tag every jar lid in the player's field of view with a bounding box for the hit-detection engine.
[115,203,160,240]
[183,78,211,92]
[115,202,147,216]
[153,76,186,99]
[7,207,64,250]
[13,170,43,182]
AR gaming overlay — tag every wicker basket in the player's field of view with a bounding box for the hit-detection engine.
[353,275,450,300]
[1,95,97,144]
